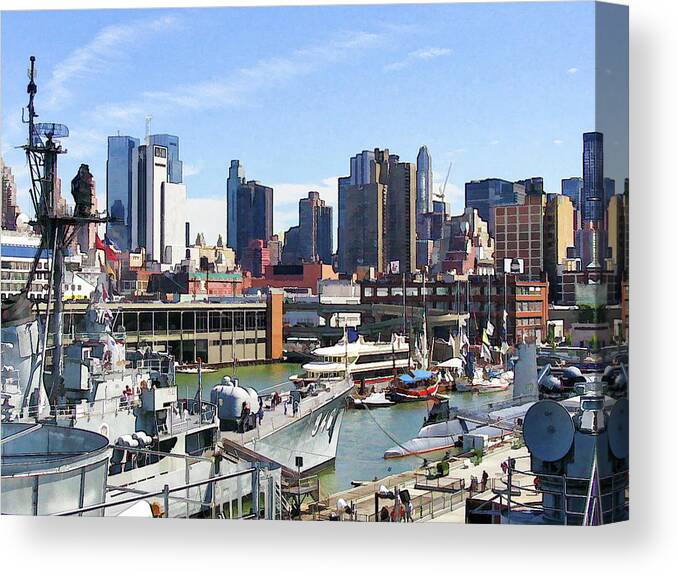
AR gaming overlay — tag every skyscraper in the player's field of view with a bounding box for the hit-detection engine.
[416,145,433,216]
[337,148,416,275]
[338,150,375,273]
[465,178,526,233]
[226,160,245,250]
[106,135,139,250]
[134,141,187,265]
[579,132,606,269]
[235,180,273,262]
[582,132,604,223]
[516,177,544,196]
[387,155,417,274]
[147,134,182,184]
[561,177,583,209]
[284,191,334,264]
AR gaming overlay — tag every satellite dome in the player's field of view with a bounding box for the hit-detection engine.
[563,366,583,379]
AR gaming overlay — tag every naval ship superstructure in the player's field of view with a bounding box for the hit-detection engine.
[1,57,286,518]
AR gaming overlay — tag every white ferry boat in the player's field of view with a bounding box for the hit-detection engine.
[289,333,411,388]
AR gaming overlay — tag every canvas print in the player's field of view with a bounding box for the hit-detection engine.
[0,1,628,525]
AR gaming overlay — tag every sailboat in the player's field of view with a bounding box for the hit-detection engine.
[385,271,439,403]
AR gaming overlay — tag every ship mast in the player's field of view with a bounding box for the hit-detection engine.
[21,56,108,396]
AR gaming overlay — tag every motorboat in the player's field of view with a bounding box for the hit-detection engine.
[352,391,395,409]
[290,333,411,389]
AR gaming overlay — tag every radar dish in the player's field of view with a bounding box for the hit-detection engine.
[523,400,575,462]
[35,123,69,138]
[607,398,629,460]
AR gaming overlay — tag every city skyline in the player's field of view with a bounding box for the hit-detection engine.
[1,3,627,243]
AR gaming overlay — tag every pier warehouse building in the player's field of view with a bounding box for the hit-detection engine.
[54,294,283,365]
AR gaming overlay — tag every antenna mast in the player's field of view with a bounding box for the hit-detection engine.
[21,56,108,392]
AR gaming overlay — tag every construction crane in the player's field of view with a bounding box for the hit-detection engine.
[434,161,453,203]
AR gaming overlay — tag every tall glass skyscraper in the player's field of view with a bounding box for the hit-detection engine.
[147,134,183,183]
[106,135,139,250]
[561,177,583,210]
[416,146,433,215]
[227,160,246,251]
[582,132,604,222]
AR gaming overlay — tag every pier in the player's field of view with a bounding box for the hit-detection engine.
[304,444,529,522]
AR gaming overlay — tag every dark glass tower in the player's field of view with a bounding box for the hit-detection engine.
[582,132,604,222]
[106,135,139,250]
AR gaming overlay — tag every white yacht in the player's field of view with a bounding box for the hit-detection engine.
[289,333,411,388]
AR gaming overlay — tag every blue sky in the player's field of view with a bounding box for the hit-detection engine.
[2,2,611,244]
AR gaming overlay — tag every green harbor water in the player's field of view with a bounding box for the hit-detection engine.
[176,362,513,496]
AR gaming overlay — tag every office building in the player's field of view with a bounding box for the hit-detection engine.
[543,194,576,302]
[441,207,495,276]
[106,136,139,250]
[606,193,628,283]
[226,160,246,251]
[561,177,583,209]
[338,148,417,275]
[465,178,526,233]
[147,134,182,184]
[283,191,333,265]
[1,159,21,231]
[338,150,375,273]
[134,141,187,265]
[386,155,417,274]
[299,191,333,264]
[242,239,270,278]
[235,180,273,262]
[493,193,545,281]
[516,177,544,196]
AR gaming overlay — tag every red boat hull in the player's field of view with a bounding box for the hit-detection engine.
[386,382,439,403]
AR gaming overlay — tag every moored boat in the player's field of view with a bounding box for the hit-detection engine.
[385,369,440,403]
[352,391,395,409]
[289,333,411,390]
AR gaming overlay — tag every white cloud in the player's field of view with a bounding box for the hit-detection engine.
[567,67,579,75]
[44,15,179,110]
[489,139,500,146]
[183,163,203,178]
[87,29,391,127]
[385,47,452,71]
[553,138,564,145]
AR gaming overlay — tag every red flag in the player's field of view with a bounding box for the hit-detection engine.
[96,234,119,263]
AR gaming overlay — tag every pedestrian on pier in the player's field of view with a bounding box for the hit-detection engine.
[501,461,508,474]
[481,470,489,491]
[406,500,414,522]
